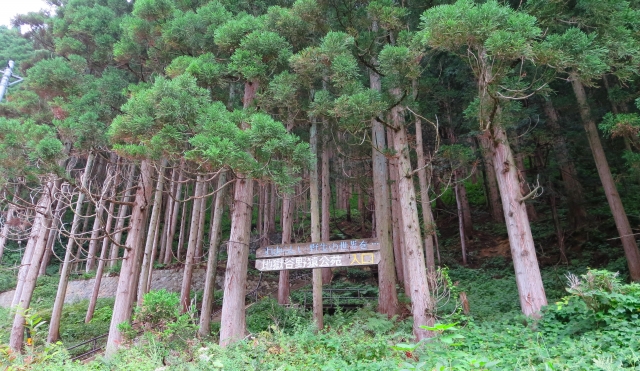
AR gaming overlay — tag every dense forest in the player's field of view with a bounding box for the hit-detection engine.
[1,0,640,369]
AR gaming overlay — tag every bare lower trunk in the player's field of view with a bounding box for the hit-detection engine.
[106,160,153,356]
[415,118,437,274]
[198,172,228,337]
[48,152,96,343]
[320,133,332,284]
[268,182,276,234]
[570,75,640,281]
[194,188,208,263]
[176,190,190,261]
[479,126,547,316]
[310,121,323,330]
[388,129,408,295]
[158,168,177,264]
[478,136,504,222]
[219,79,258,346]
[514,149,538,221]
[181,177,205,312]
[86,195,116,323]
[390,99,434,341]
[278,194,293,304]
[138,160,166,300]
[549,187,568,264]
[9,179,56,352]
[370,68,398,316]
[454,176,468,265]
[109,166,136,269]
[164,168,184,264]
[543,99,587,230]
[39,187,68,276]
[0,190,18,262]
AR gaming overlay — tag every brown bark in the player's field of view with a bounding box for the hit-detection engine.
[478,126,547,316]
[164,167,184,264]
[310,121,323,330]
[48,152,96,343]
[176,187,191,261]
[180,176,205,312]
[543,99,587,230]
[278,193,293,305]
[219,78,258,346]
[570,74,640,281]
[194,186,208,264]
[479,138,504,222]
[388,129,408,295]
[390,98,435,341]
[199,171,228,337]
[415,117,437,274]
[370,67,398,316]
[320,132,333,284]
[106,160,153,356]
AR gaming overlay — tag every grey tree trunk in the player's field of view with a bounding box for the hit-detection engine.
[9,179,56,352]
[106,160,153,356]
[85,194,116,323]
[570,74,640,281]
[198,172,228,337]
[415,117,437,274]
[109,166,136,269]
[48,152,96,343]
[164,168,184,264]
[388,129,409,295]
[370,68,398,316]
[138,160,167,300]
[180,176,205,312]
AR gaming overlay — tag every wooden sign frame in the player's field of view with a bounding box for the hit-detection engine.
[256,238,379,259]
[255,251,380,271]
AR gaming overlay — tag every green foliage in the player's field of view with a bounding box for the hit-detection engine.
[134,289,180,326]
[245,297,308,333]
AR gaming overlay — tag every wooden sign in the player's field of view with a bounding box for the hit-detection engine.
[256,238,379,259]
[255,251,381,271]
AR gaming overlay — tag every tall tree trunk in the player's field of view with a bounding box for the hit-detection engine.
[415,117,437,274]
[158,168,177,264]
[513,141,538,222]
[454,172,468,265]
[85,191,116,323]
[0,188,18,262]
[309,121,323,330]
[48,152,96,343]
[106,160,153,356]
[268,182,277,234]
[109,166,136,269]
[478,140,504,223]
[180,176,205,312]
[388,129,408,294]
[195,188,208,263]
[39,185,68,277]
[198,172,228,337]
[86,155,118,272]
[164,168,184,264]
[478,124,547,316]
[370,67,398,316]
[570,74,640,281]
[277,193,293,305]
[219,79,258,346]
[138,160,167,300]
[9,178,56,352]
[390,97,435,341]
[320,132,333,284]
[176,188,191,261]
[543,99,587,230]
